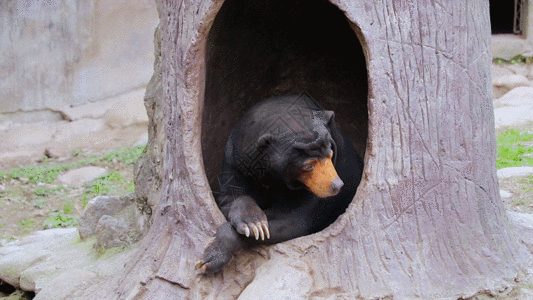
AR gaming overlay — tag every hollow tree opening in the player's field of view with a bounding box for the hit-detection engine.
[202,0,369,193]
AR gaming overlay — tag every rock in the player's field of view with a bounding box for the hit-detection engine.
[0,120,12,131]
[32,269,97,300]
[95,215,134,249]
[492,64,514,80]
[507,211,533,246]
[497,167,533,179]
[0,249,51,287]
[53,119,107,143]
[104,89,149,129]
[491,65,515,99]
[0,121,60,149]
[492,74,530,99]
[493,88,533,129]
[0,245,23,256]
[500,190,513,199]
[494,86,533,108]
[59,97,122,122]
[56,167,107,186]
[0,225,136,297]
[507,63,530,77]
[14,228,78,246]
[78,195,132,239]
[494,105,533,129]
[44,148,61,159]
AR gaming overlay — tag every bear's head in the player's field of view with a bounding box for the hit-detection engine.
[256,110,344,198]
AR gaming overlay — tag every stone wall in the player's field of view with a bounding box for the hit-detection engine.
[0,0,158,123]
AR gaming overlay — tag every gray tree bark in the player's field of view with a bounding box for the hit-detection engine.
[94,0,532,299]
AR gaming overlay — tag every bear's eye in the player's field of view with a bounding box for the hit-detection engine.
[301,163,314,172]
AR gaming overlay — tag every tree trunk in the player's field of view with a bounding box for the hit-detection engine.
[95,0,532,299]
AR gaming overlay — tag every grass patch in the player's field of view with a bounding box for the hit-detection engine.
[43,212,78,229]
[81,171,135,207]
[0,146,145,184]
[2,164,73,184]
[496,129,533,169]
[0,146,143,239]
[519,174,533,193]
[19,219,35,227]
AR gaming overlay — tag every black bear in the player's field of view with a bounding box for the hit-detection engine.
[196,93,364,273]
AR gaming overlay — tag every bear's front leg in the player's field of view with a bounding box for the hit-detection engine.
[228,195,270,240]
[195,222,245,274]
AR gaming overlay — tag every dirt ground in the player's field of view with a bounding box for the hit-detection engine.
[0,126,146,243]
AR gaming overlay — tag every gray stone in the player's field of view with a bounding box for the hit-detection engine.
[56,166,107,186]
[0,245,23,256]
[493,88,533,128]
[78,195,132,239]
[0,249,51,287]
[500,190,513,199]
[494,105,533,129]
[53,119,107,143]
[507,211,533,246]
[14,228,78,247]
[497,167,533,179]
[507,64,530,77]
[95,215,132,249]
[492,35,527,61]
[492,64,514,80]
[0,226,137,298]
[59,97,121,122]
[0,122,60,149]
[44,148,61,159]
[492,65,515,99]
[104,89,149,129]
[493,74,530,89]
[494,86,533,108]
[32,269,97,300]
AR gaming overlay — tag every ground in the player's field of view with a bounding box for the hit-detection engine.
[1,61,533,298]
[0,124,147,244]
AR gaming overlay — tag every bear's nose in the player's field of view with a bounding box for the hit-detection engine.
[329,177,344,195]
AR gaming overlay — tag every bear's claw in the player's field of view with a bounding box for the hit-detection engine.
[241,221,269,240]
[195,260,208,273]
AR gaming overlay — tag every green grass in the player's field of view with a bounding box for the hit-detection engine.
[43,212,78,229]
[33,185,66,197]
[496,129,533,169]
[19,219,35,227]
[0,146,143,237]
[519,174,533,193]
[0,146,145,184]
[81,171,135,207]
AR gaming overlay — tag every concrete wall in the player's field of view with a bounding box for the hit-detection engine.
[0,0,158,123]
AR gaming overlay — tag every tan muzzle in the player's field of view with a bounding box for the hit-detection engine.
[300,155,344,198]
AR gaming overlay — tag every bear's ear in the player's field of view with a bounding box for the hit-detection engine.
[323,110,335,124]
[257,133,276,150]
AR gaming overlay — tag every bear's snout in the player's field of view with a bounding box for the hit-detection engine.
[330,177,344,195]
[299,155,343,198]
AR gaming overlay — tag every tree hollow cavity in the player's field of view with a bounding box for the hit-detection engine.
[202,0,369,200]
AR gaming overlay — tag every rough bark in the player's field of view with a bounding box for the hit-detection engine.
[95,0,531,299]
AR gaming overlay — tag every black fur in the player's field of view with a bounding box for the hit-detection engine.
[196,94,364,273]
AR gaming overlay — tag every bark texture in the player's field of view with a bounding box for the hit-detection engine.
[95,0,531,299]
